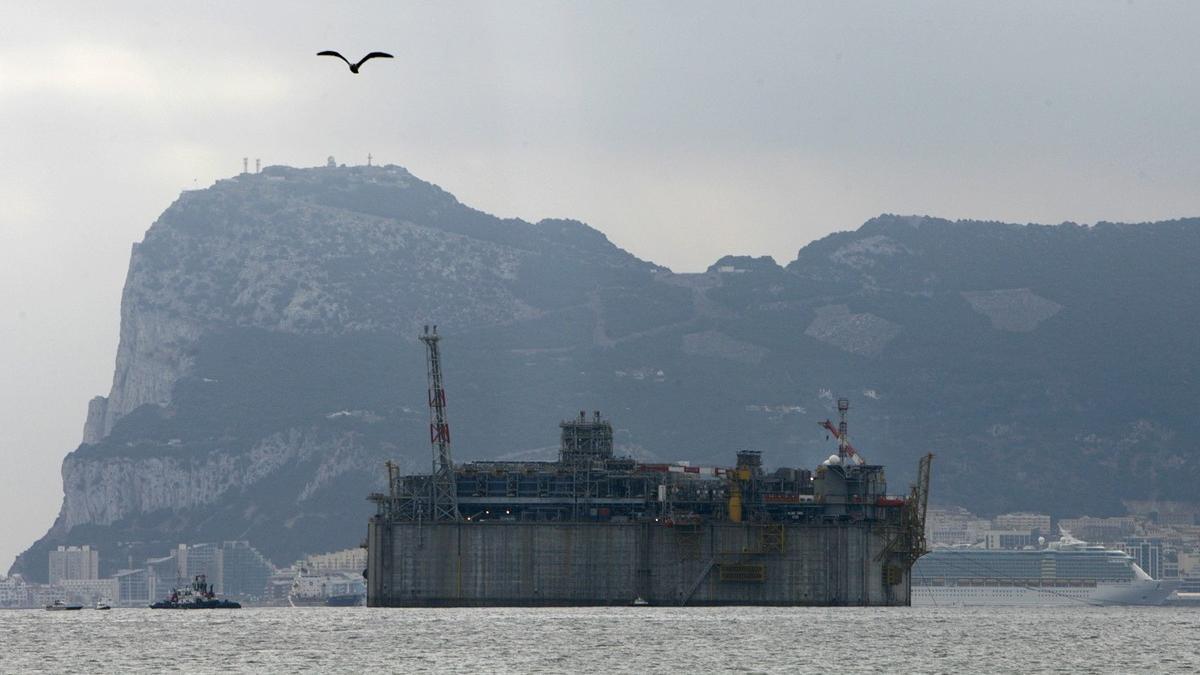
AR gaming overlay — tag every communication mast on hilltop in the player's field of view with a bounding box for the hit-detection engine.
[420,325,460,521]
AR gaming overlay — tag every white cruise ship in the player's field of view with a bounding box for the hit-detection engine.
[912,537,1179,606]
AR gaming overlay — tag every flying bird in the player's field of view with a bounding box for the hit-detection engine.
[317,50,394,73]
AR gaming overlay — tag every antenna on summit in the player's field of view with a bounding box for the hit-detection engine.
[242,157,248,174]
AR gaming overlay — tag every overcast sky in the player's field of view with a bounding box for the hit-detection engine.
[2,1,1199,570]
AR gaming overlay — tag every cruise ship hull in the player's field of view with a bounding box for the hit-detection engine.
[912,578,1179,606]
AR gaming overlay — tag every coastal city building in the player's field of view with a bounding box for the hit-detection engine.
[146,553,186,590]
[1058,516,1137,542]
[184,542,219,580]
[55,578,118,605]
[1177,550,1200,579]
[114,568,157,606]
[48,545,99,585]
[213,541,274,598]
[143,541,275,600]
[993,512,1051,535]
[299,547,367,573]
[0,575,28,607]
[1122,537,1166,580]
[926,507,990,547]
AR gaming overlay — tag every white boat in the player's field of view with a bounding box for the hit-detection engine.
[912,536,1179,607]
[94,599,112,610]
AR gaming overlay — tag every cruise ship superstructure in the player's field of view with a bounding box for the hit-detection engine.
[912,537,1179,606]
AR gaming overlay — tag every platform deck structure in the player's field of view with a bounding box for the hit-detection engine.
[368,410,928,606]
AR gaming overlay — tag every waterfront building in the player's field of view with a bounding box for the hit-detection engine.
[114,568,156,606]
[993,512,1051,535]
[1057,516,1137,544]
[148,541,275,600]
[1123,537,1166,580]
[0,575,28,607]
[927,507,989,547]
[26,584,59,608]
[214,541,274,598]
[48,545,99,585]
[300,547,367,573]
[184,543,219,580]
[1177,550,1200,578]
[55,578,119,604]
[266,570,296,604]
[146,554,185,591]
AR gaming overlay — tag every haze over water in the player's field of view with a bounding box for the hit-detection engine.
[1,606,1196,673]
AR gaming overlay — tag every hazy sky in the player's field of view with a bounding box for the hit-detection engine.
[2,1,1199,570]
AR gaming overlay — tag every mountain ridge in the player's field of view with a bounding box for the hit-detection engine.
[12,164,1200,580]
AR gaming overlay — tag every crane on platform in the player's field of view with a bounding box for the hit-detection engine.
[877,452,934,570]
[819,397,866,465]
[910,452,934,557]
[420,325,461,521]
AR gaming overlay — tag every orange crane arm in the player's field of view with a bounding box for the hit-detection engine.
[819,419,859,457]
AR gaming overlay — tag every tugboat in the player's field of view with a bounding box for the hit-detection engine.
[150,575,241,609]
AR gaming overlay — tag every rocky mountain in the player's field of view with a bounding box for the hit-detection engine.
[12,164,1200,580]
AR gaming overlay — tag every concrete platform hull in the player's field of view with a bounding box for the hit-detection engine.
[367,520,911,606]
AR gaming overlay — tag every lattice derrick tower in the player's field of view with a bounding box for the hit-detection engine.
[420,325,460,521]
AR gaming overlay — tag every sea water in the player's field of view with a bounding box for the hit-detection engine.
[1,606,1197,673]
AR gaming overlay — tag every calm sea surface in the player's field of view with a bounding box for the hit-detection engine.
[1,606,1197,673]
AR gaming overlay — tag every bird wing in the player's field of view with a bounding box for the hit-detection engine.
[317,51,352,66]
[354,52,395,68]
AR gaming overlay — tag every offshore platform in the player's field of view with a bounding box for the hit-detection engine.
[366,326,932,606]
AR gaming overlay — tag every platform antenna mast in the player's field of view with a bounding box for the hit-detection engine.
[836,398,851,461]
[420,325,460,521]
[819,397,865,464]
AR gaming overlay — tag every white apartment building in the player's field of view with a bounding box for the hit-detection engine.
[48,545,99,585]
[993,512,1051,534]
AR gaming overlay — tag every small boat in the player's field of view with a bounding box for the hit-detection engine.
[150,575,241,609]
[45,599,84,611]
[95,599,112,610]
